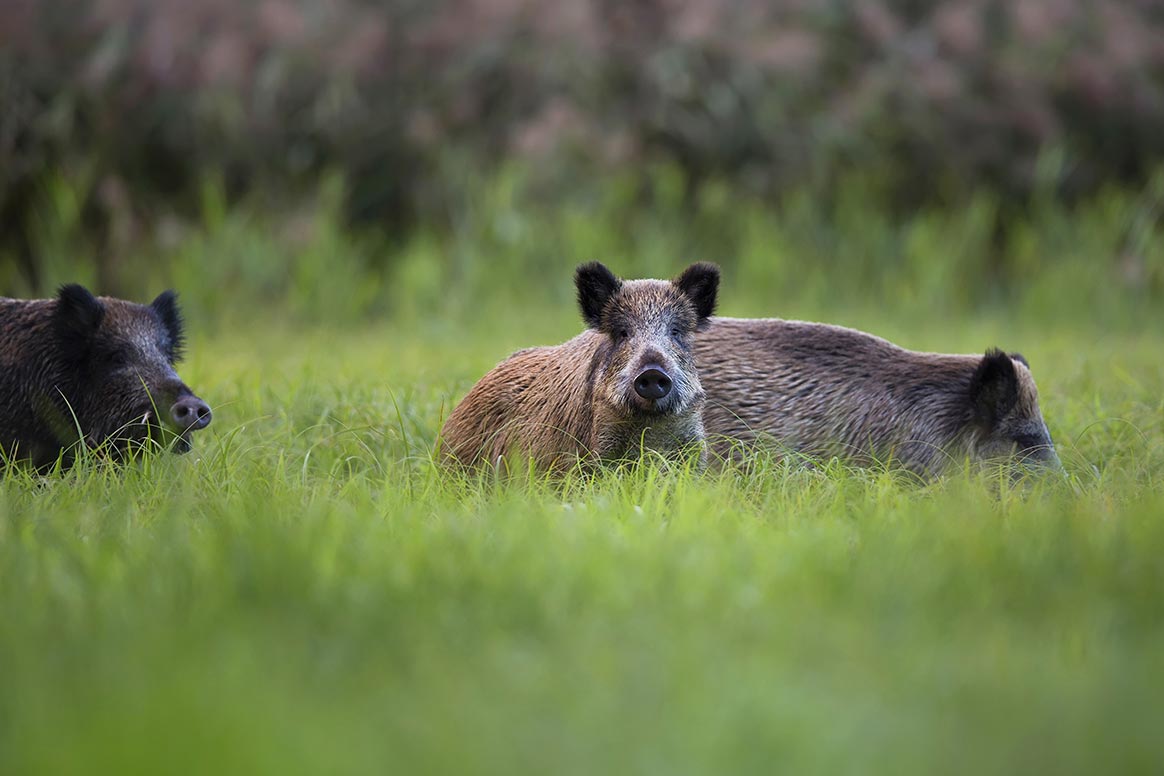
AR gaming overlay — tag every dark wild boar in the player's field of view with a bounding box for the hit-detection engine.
[440,262,719,472]
[0,285,212,468]
[696,318,1061,478]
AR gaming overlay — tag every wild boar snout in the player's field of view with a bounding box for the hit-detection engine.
[169,393,212,432]
[634,366,672,401]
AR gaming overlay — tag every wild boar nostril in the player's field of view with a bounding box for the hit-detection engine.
[634,368,672,401]
[169,396,213,431]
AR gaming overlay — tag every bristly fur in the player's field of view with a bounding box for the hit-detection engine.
[696,318,1060,478]
[441,262,720,472]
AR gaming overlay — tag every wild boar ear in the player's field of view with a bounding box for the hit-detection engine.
[969,348,1019,430]
[55,284,105,342]
[575,262,622,329]
[151,290,183,339]
[1008,351,1029,368]
[674,262,719,322]
[151,290,186,361]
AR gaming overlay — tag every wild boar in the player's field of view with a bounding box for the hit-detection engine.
[440,262,720,472]
[0,284,212,468]
[696,317,1061,478]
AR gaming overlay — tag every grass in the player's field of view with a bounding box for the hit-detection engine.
[3,166,1164,773]
[1,289,1162,774]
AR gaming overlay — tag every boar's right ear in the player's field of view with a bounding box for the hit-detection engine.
[575,262,622,329]
[674,262,719,323]
[54,284,105,342]
[969,348,1019,430]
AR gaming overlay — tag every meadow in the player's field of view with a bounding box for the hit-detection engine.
[2,179,1163,774]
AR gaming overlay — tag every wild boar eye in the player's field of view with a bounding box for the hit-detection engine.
[670,327,682,338]
[614,328,630,341]
[1014,434,1043,450]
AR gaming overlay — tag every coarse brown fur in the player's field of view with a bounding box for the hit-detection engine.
[440,263,719,473]
[0,285,212,469]
[696,317,1061,478]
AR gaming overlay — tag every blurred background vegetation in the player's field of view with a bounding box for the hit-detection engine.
[2,0,1163,326]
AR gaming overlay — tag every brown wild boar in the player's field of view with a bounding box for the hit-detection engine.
[0,285,212,469]
[440,262,720,472]
[696,318,1061,478]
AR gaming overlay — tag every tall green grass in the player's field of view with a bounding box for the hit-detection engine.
[1,287,1161,773]
[2,171,1163,772]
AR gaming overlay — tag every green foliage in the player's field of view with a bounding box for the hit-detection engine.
[161,174,382,325]
[18,165,1161,328]
[6,0,1164,290]
[1,307,1162,774]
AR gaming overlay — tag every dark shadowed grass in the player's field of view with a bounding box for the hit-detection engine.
[1,307,1162,774]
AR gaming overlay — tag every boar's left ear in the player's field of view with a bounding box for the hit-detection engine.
[1008,351,1029,368]
[576,262,622,329]
[674,262,719,323]
[969,348,1019,430]
[55,284,105,343]
[151,290,185,360]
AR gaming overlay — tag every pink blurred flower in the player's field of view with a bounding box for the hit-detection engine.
[745,30,821,73]
[934,2,982,57]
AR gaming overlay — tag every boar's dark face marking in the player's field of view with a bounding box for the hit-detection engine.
[576,262,719,419]
[968,349,1061,473]
[52,285,210,456]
